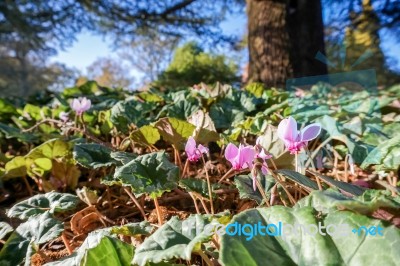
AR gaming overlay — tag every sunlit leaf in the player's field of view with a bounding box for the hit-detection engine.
[220,205,400,266]
[130,125,161,146]
[361,135,400,171]
[155,117,195,149]
[7,192,80,220]
[133,215,215,266]
[114,151,179,198]
[0,212,63,265]
[45,231,134,266]
[0,222,13,240]
[73,143,116,169]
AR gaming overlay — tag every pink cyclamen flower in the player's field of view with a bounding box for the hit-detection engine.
[59,112,69,122]
[277,116,321,154]
[185,136,208,162]
[294,88,306,98]
[70,97,91,115]
[225,143,255,171]
[255,137,272,160]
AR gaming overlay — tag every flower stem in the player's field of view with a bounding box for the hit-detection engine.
[255,177,270,207]
[197,250,212,266]
[61,232,73,255]
[202,156,214,214]
[123,187,147,221]
[271,172,296,205]
[181,160,189,179]
[269,157,278,171]
[218,168,235,183]
[305,147,317,171]
[189,192,201,214]
[305,137,332,169]
[196,193,210,214]
[153,197,163,226]
[22,175,32,196]
[172,145,182,169]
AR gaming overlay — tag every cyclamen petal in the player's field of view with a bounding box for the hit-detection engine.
[197,144,209,154]
[239,145,255,169]
[261,165,269,175]
[225,143,239,162]
[81,98,91,110]
[300,123,321,142]
[257,149,272,160]
[71,99,80,111]
[277,116,298,142]
[185,137,197,156]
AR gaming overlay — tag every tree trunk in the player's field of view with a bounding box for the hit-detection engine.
[247,0,292,88]
[247,0,327,87]
[287,0,327,78]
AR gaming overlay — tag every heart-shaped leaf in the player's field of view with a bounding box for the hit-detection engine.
[109,221,154,237]
[133,214,215,266]
[73,143,117,169]
[110,100,157,133]
[220,205,400,266]
[26,139,70,160]
[110,151,137,165]
[114,151,179,198]
[0,122,39,142]
[0,222,13,240]
[154,118,195,149]
[297,189,400,214]
[0,212,63,265]
[2,156,27,180]
[130,125,161,146]
[187,110,220,143]
[257,124,295,169]
[7,192,80,220]
[44,231,134,266]
[361,135,400,171]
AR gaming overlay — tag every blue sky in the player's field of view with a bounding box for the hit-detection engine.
[52,10,400,80]
[51,13,248,85]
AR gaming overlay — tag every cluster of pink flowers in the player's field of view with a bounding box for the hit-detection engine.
[224,138,272,190]
[184,116,321,191]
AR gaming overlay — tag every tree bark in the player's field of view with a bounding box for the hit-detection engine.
[287,0,327,78]
[247,0,292,88]
[247,0,327,87]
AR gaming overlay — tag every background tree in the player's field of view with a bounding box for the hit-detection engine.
[1,0,400,94]
[246,0,327,87]
[86,57,135,89]
[324,0,400,85]
[0,40,78,96]
[119,34,180,84]
[155,42,239,88]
